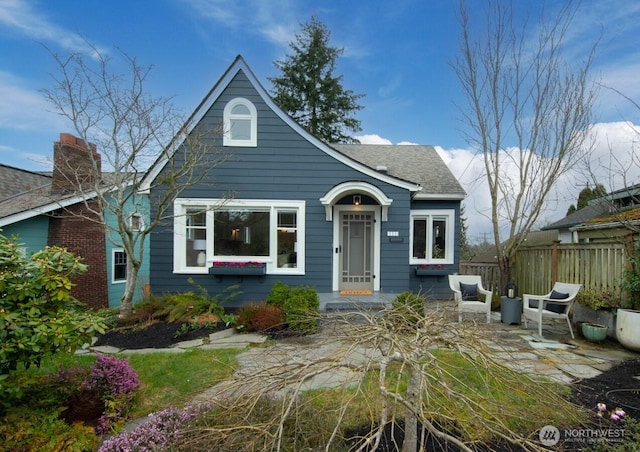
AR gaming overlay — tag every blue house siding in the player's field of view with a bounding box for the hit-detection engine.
[146,58,464,307]
[149,72,415,305]
[103,191,151,308]
[2,216,49,254]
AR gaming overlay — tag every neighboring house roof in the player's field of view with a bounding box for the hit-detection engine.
[332,144,465,200]
[541,202,613,231]
[573,205,640,232]
[0,164,50,198]
[0,164,104,227]
[141,55,451,197]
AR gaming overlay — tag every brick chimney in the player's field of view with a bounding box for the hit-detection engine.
[48,133,108,309]
[51,133,101,194]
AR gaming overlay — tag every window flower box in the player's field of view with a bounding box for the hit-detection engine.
[414,264,448,276]
[208,262,266,277]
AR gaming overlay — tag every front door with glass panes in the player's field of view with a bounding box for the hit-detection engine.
[339,211,374,292]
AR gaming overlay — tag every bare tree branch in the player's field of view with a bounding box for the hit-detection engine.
[453,0,599,286]
[41,42,228,315]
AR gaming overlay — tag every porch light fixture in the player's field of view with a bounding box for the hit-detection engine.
[193,239,207,267]
[353,195,361,206]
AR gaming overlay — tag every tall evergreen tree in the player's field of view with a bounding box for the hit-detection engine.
[566,183,607,215]
[269,16,364,143]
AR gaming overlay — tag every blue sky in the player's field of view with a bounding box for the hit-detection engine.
[1,0,640,241]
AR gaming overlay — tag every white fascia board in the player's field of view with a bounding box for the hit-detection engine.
[412,193,466,201]
[0,192,98,227]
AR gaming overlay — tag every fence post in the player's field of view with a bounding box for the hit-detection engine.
[552,241,559,283]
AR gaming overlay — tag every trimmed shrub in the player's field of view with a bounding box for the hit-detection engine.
[283,286,320,333]
[265,282,320,333]
[236,304,261,332]
[265,280,290,307]
[250,305,286,333]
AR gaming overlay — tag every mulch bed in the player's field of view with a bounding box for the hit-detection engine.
[570,358,640,419]
[93,320,231,349]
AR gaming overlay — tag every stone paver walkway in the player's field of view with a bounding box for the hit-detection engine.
[83,307,639,434]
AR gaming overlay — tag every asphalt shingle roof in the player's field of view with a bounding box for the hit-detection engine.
[331,144,466,198]
[541,203,614,230]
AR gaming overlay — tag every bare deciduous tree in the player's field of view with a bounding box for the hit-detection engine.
[453,0,598,287]
[42,44,227,316]
[177,304,582,451]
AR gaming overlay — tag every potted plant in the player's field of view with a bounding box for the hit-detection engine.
[617,249,640,351]
[573,287,620,340]
[581,322,608,342]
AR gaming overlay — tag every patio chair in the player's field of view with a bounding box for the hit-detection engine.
[448,275,493,323]
[522,282,582,339]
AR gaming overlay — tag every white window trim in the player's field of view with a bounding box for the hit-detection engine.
[173,198,305,275]
[223,97,257,147]
[409,209,455,265]
[112,249,127,284]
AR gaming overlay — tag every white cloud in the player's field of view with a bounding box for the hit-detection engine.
[436,120,640,242]
[0,0,100,54]
[179,0,297,48]
[355,134,392,145]
[0,71,51,130]
[586,121,640,190]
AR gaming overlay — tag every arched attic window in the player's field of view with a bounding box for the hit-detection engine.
[223,97,257,147]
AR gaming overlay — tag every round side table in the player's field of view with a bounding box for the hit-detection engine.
[500,296,522,325]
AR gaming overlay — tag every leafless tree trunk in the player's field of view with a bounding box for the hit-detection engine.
[452,0,598,288]
[42,44,227,315]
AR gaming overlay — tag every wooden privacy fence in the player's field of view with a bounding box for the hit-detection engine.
[461,242,627,298]
[514,242,626,296]
[458,262,501,295]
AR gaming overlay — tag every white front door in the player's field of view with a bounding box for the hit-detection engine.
[338,211,375,292]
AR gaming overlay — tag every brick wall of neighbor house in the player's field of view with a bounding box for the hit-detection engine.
[48,132,108,309]
[48,200,108,309]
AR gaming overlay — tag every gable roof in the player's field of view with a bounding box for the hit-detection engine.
[332,144,465,200]
[140,55,426,194]
[541,202,614,231]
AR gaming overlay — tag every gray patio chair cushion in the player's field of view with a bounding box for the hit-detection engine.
[460,282,478,301]
[530,290,569,313]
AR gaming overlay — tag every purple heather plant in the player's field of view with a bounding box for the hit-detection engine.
[98,403,213,451]
[84,354,140,434]
[53,354,140,434]
[83,354,140,399]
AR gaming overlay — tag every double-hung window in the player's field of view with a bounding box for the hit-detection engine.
[410,210,454,264]
[113,250,127,283]
[174,199,305,274]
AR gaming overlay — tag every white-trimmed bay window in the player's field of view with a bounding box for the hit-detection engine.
[410,210,454,264]
[174,199,305,274]
[223,97,257,147]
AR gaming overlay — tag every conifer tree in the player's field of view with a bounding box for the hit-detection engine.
[269,16,364,143]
